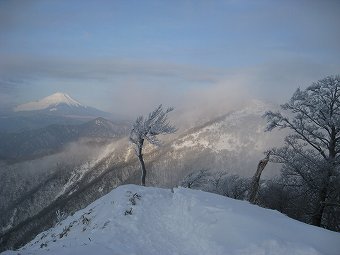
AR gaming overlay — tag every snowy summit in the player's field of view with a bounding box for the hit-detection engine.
[14,92,83,112]
[2,185,339,255]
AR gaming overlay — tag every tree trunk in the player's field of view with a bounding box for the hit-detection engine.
[138,154,147,186]
[312,185,328,227]
[312,128,337,227]
[312,159,333,227]
[249,153,270,204]
[137,140,146,186]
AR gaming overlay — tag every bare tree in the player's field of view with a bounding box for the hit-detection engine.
[264,75,340,228]
[129,105,176,186]
[249,152,271,204]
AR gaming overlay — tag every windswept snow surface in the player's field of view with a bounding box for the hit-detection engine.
[3,185,339,255]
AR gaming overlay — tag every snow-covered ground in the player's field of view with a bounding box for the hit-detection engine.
[2,185,339,255]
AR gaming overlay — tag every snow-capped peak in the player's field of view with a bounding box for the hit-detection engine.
[14,92,83,112]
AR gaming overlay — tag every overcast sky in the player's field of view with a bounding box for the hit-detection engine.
[0,0,339,117]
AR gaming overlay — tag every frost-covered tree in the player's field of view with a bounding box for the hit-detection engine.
[180,169,212,189]
[180,170,250,200]
[210,173,250,199]
[264,75,340,228]
[129,105,176,186]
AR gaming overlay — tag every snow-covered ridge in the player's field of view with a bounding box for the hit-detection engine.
[14,92,83,112]
[172,99,273,153]
[3,185,339,255]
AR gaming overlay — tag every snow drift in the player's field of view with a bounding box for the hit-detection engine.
[2,185,339,255]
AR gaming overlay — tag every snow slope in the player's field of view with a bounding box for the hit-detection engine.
[2,185,339,255]
[172,99,275,153]
[14,92,83,112]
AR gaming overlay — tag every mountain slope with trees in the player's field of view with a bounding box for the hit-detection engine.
[0,117,128,161]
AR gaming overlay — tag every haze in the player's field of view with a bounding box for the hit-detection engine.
[1,0,339,117]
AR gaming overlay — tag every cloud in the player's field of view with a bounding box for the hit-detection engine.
[0,53,338,123]
[170,58,340,129]
[0,77,31,107]
[0,55,223,111]
[0,55,222,83]
[1,0,339,117]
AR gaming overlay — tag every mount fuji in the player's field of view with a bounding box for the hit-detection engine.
[14,92,83,112]
[0,93,114,132]
[13,92,108,117]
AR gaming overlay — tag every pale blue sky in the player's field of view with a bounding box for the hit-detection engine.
[0,0,339,116]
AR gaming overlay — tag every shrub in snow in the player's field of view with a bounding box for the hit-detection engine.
[55,210,67,225]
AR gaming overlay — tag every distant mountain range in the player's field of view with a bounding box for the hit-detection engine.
[0,92,117,133]
[0,117,129,161]
[0,99,284,251]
